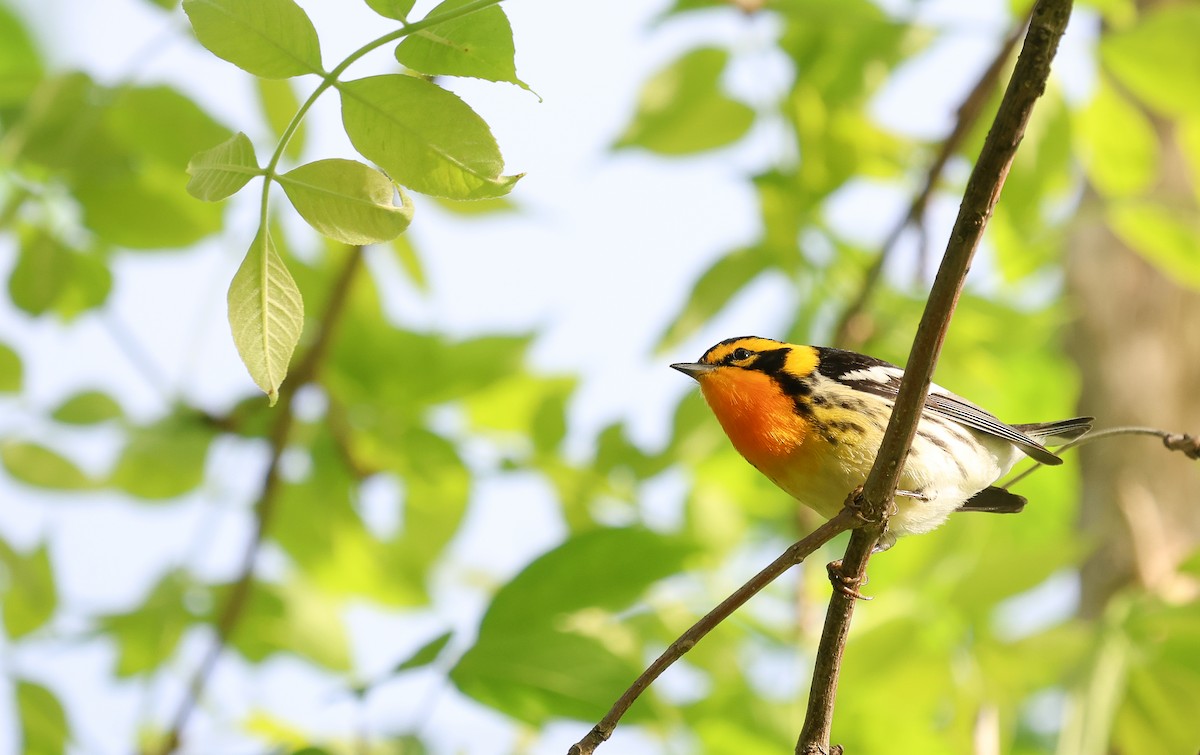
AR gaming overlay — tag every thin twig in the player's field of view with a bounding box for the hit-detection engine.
[796,1,1075,752]
[831,10,1032,351]
[154,246,365,755]
[1000,426,1199,489]
[567,507,860,755]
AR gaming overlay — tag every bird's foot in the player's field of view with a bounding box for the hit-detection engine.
[826,559,872,601]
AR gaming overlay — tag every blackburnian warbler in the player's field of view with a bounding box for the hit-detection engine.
[673,336,1091,550]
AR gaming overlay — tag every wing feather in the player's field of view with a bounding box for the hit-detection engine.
[815,347,1063,466]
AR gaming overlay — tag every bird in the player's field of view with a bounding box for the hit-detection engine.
[672,336,1092,555]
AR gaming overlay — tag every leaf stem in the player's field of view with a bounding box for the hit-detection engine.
[258,0,508,223]
[1001,426,1198,489]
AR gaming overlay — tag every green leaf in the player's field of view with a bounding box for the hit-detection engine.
[364,0,416,20]
[1179,117,1200,206]
[229,579,352,671]
[1075,75,1159,198]
[97,571,197,676]
[109,416,213,500]
[394,630,453,673]
[183,0,323,79]
[51,250,112,320]
[227,226,305,405]
[16,681,67,755]
[76,163,224,249]
[0,541,57,639]
[657,247,768,352]
[51,390,123,425]
[186,132,260,201]
[0,2,42,106]
[256,77,305,161]
[339,74,521,200]
[616,47,755,155]
[395,0,531,91]
[8,231,70,316]
[1101,4,1200,117]
[1,441,94,490]
[451,528,694,724]
[69,84,228,249]
[1107,202,1200,289]
[391,234,429,292]
[0,342,20,393]
[279,158,414,244]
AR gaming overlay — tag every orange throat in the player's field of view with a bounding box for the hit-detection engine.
[698,368,813,471]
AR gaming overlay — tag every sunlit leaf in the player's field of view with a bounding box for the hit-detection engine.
[272,433,426,607]
[0,342,20,393]
[1075,75,1158,198]
[657,247,768,352]
[0,541,57,639]
[109,416,214,500]
[279,158,414,244]
[51,390,123,425]
[393,630,453,673]
[1,441,94,490]
[72,84,228,249]
[616,47,754,155]
[395,0,531,91]
[97,571,197,676]
[8,231,70,316]
[256,77,305,160]
[51,250,112,320]
[183,0,323,79]
[16,681,67,755]
[390,234,429,292]
[229,579,352,671]
[451,528,694,723]
[0,2,42,105]
[187,131,260,201]
[1179,117,1200,207]
[339,74,521,199]
[1101,4,1200,117]
[364,0,416,20]
[1107,202,1200,289]
[228,225,305,404]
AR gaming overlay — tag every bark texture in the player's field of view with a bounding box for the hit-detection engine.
[1066,125,1200,615]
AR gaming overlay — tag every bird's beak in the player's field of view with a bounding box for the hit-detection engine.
[670,362,716,381]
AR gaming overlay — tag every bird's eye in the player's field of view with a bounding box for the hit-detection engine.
[732,348,752,361]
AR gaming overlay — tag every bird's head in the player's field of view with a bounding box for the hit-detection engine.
[671,336,820,460]
[671,336,817,382]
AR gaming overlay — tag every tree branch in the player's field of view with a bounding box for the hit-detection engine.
[568,506,860,755]
[796,1,1075,752]
[153,246,365,755]
[832,9,1032,351]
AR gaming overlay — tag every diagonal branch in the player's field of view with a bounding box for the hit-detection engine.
[153,246,365,755]
[832,8,1033,351]
[568,507,861,755]
[796,1,1075,752]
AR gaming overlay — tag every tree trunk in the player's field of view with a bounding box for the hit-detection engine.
[1066,125,1200,616]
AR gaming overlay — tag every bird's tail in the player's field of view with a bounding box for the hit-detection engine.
[1012,417,1094,447]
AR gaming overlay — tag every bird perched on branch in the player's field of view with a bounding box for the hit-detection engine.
[672,336,1091,552]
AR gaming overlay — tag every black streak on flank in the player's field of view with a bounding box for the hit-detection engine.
[918,430,969,478]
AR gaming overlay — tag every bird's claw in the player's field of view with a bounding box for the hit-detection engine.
[826,559,872,601]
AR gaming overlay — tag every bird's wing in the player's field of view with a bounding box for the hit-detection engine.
[815,347,1062,466]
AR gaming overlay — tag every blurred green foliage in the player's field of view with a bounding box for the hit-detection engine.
[0,0,1198,753]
